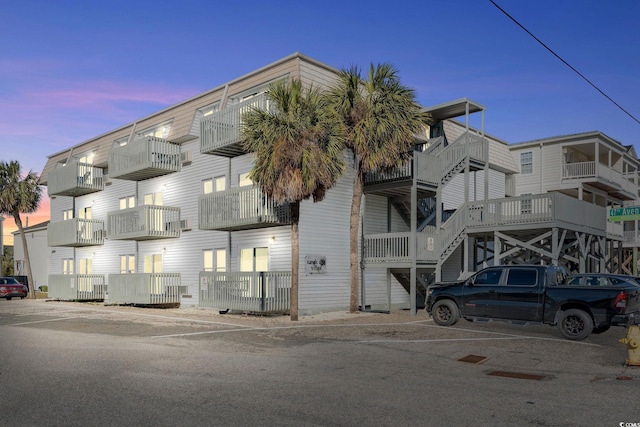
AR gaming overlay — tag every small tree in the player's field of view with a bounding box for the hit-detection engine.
[328,63,430,313]
[0,161,42,299]
[242,79,345,320]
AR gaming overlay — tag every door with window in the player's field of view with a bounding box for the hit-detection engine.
[144,254,163,294]
[78,258,93,292]
[240,247,268,297]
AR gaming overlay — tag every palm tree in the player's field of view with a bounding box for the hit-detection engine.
[328,63,430,313]
[242,78,345,320]
[0,160,42,299]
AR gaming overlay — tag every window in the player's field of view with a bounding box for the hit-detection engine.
[203,176,226,194]
[239,172,253,187]
[520,151,533,174]
[62,258,74,275]
[240,247,268,272]
[63,209,73,220]
[120,196,135,209]
[473,269,502,285]
[78,207,92,219]
[120,255,135,274]
[139,122,171,140]
[76,151,96,165]
[203,249,227,272]
[144,254,162,273]
[521,194,532,214]
[144,192,163,206]
[505,269,537,286]
[200,103,220,117]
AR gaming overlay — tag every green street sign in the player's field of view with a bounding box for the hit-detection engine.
[609,206,640,222]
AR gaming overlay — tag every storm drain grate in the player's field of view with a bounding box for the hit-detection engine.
[487,371,547,381]
[458,354,488,364]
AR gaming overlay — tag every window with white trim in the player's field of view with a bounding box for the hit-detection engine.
[203,249,226,272]
[239,172,253,187]
[240,247,268,272]
[62,258,74,275]
[120,196,135,209]
[120,255,136,274]
[63,209,73,220]
[520,151,533,174]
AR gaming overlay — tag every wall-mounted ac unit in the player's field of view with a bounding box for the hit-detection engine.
[179,219,192,231]
[180,151,193,164]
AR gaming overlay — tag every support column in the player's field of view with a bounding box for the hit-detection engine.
[551,227,559,266]
[410,170,417,316]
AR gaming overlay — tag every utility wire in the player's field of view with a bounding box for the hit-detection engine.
[490,0,640,125]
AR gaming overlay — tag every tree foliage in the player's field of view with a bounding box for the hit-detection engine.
[0,160,42,298]
[242,78,345,320]
[327,63,430,312]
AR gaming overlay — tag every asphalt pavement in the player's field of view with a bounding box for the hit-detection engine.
[1,299,639,426]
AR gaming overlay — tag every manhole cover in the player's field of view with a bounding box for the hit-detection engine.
[487,371,547,381]
[458,354,488,364]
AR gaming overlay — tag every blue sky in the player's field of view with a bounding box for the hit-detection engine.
[1,0,639,243]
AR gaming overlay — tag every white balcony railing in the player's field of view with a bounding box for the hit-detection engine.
[199,271,291,313]
[107,273,182,305]
[48,274,106,301]
[107,205,180,240]
[47,218,105,247]
[199,186,290,231]
[108,136,180,180]
[47,162,104,196]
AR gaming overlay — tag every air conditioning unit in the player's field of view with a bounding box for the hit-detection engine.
[179,218,192,231]
[180,151,193,164]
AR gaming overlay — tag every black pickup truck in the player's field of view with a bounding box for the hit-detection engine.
[425,265,640,340]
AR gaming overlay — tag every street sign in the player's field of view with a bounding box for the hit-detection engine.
[609,206,640,222]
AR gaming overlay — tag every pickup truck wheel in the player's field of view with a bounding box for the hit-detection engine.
[431,300,460,326]
[558,309,593,340]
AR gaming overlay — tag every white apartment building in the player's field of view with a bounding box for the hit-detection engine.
[40,52,639,316]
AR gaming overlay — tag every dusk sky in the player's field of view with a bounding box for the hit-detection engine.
[1,0,639,245]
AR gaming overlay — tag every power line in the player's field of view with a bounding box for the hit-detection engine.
[489,0,640,126]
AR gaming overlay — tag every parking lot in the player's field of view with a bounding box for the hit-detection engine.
[1,299,639,426]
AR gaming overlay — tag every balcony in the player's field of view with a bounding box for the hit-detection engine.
[199,271,291,313]
[107,273,182,306]
[200,93,272,157]
[363,193,607,265]
[47,162,104,196]
[48,218,105,247]
[199,186,291,231]
[107,205,181,240]
[48,274,106,301]
[364,134,488,190]
[562,161,637,200]
[108,136,180,181]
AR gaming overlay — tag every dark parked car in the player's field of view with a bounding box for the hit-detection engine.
[567,273,640,288]
[0,277,28,300]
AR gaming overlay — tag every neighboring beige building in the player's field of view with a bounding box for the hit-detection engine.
[12,220,50,291]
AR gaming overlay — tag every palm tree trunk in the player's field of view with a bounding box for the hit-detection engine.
[290,201,300,321]
[14,215,35,299]
[350,172,364,313]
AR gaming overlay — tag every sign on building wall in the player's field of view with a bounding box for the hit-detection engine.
[305,255,327,274]
[609,206,640,222]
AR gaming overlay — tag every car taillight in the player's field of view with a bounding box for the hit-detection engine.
[613,291,628,309]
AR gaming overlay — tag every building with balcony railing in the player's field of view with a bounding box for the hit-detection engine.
[37,53,640,316]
